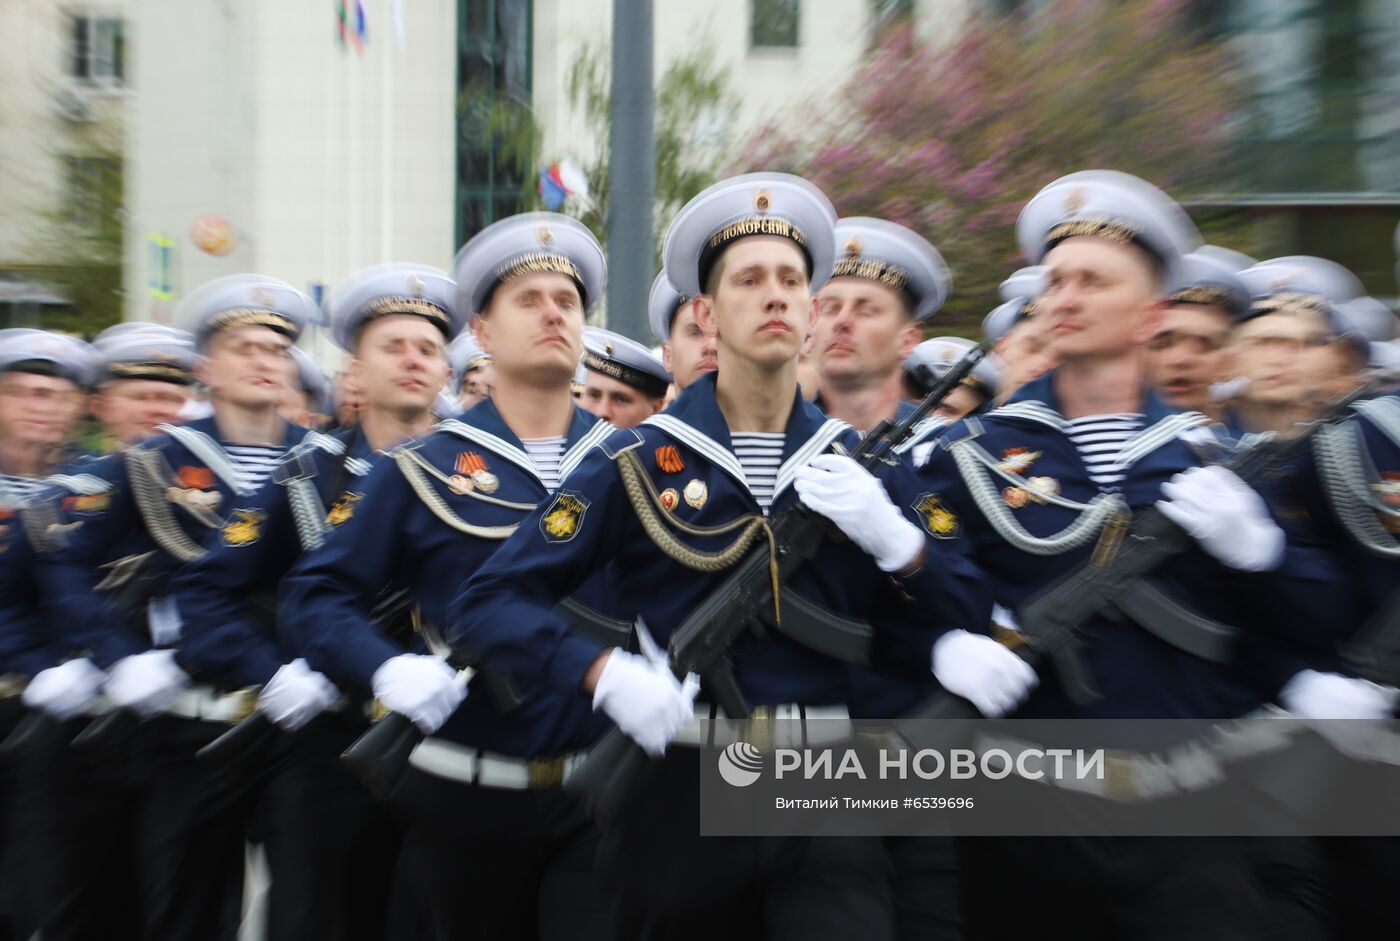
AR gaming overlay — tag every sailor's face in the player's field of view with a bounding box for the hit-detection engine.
[814,277,918,389]
[580,370,663,428]
[994,315,1056,400]
[201,324,293,408]
[94,379,191,444]
[701,237,815,370]
[355,314,449,417]
[0,371,83,446]
[1231,312,1328,407]
[458,363,494,410]
[1145,305,1233,412]
[1041,237,1161,361]
[664,300,717,391]
[478,272,584,386]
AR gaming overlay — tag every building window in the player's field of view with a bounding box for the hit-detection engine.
[70,15,125,86]
[455,0,534,246]
[64,156,121,229]
[752,0,800,48]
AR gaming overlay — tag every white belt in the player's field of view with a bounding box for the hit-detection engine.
[674,703,852,748]
[164,685,259,724]
[408,737,586,790]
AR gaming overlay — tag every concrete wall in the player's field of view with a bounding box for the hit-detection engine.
[124,0,457,333]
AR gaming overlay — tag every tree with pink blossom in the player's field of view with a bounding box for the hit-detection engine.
[737,0,1245,330]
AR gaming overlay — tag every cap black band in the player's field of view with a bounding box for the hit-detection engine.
[1168,285,1243,317]
[482,252,587,312]
[582,351,669,398]
[363,296,452,335]
[105,362,194,385]
[697,216,813,293]
[2,359,83,385]
[1045,216,1166,271]
[206,308,298,339]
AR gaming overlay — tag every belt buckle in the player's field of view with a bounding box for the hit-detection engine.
[741,705,776,751]
[528,755,567,789]
[368,699,393,722]
[1103,752,1136,800]
[227,687,259,723]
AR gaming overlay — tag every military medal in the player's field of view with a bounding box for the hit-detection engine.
[996,448,1041,475]
[1027,476,1060,498]
[683,479,708,509]
[456,451,499,493]
[1003,486,1029,509]
[659,488,680,511]
[448,474,475,494]
[655,445,685,474]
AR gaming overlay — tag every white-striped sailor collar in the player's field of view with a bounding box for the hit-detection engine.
[642,371,852,503]
[435,396,613,490]
[965,369,1210,468]
[152,416,311,496]
[1353,395,1400,452]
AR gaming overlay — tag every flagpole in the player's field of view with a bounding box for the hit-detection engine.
[321,3,341,368]
[379,0,393,263]
[347,12,361,279]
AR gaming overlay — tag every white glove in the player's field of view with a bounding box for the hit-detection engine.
[793,453,924,572]
[592,649,700,756]
[370,654,465,734]
[22,659,107,720]
[931,629,1039,718]
[258,659,341,731]
[1155,465,1284,572]
[104,649,190,717]
[1280,669,1398,720]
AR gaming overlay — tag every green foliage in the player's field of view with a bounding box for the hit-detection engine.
[25,122,125,335]
[564,40,738,265]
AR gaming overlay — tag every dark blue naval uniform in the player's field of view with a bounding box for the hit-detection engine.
[168,427,400,941]
[907,372,1351,720]
[281,399,618,756]
[1267,393,1400,936]
[33,416,310,941]
[171,427,374,688]
[0,507,48,941]
[448,373,989,941]
[42,416,310,670]
[279,398,617,941]
[450,374,988,702]
[906,371,1355,941]
[0,510,60,680]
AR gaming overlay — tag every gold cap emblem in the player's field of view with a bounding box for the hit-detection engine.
[604,342,614,356]
[252,286,274,308]
[1064,188,1086,213]
[406,274,425,297]
[754,188,771,212]
[843,236,862,258]
[538,224,555,247]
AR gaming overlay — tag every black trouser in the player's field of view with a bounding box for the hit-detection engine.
[595,747,894,941]
[1320,837,1400,937]
[1251,837,1331,941]
[884,836,961,941]
[391,758,612,940]
[126,715,253,941]
[24,714,141,941]
[958,836,1264,940]
[0,700,37,941]
[253,712,404,941]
